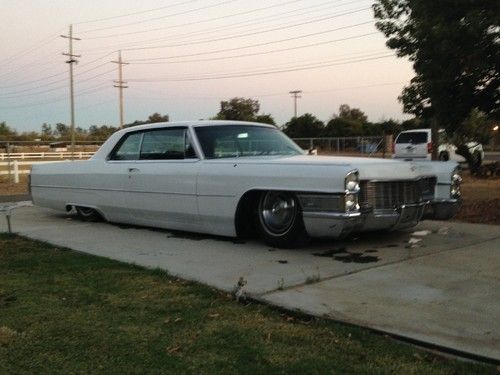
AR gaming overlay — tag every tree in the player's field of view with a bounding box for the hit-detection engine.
[323,118,363,137]
[147,113,169,123]
[55,123,70,139]
[126,113,169,127]
[88,125,118,141]
[41,123,54,141]
[373,0,499,172]
[215,97,260,121]
[254,114,276,125]
[282,114,324,138]
[0,122,17,141]
[337,104,368,123]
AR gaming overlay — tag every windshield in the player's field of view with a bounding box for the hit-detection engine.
[195,125,303,159]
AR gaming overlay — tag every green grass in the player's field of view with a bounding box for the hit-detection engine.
[0,234,494,374]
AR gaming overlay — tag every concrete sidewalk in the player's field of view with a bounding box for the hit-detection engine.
[2,204,499,362]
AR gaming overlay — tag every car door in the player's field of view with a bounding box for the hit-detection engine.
[102,131,144,222]
[394,130,430,159]
[125,127,201,231]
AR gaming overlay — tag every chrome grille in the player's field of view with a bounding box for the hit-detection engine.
[359,177,436,210]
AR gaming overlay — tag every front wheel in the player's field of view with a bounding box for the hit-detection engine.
[256,191,307,248]
[75,206,102,222]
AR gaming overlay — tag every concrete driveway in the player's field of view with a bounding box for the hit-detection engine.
[2,204,499,362]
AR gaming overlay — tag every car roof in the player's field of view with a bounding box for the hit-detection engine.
[117,120,275,134]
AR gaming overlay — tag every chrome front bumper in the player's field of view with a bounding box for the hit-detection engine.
[302,199,460,238]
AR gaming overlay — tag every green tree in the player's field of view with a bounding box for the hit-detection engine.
[282,114,324,138]
[147,113,169,123]
[55,123,70,139]
[41,123,54,141]
[215,98,260,121]
[0,122,17,141]
[88,125,118,141]
[323,118,363,137]
[254,114,276,125]
[338,104,368,123]
[373,0,499,171]
[126,113,169,127]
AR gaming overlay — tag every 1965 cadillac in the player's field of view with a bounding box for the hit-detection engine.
[30,121,462,247]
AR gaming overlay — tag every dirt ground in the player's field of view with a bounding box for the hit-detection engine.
[0,173,498,225]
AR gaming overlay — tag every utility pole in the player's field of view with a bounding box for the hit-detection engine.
[112,50,129,129]
[61,25,80,160]
[289,90,302,118]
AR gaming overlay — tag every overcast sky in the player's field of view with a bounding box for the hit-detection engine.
[0,0,415,132]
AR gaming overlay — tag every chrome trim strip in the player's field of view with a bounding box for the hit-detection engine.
[31,184,234,198]
[302,211,362,219]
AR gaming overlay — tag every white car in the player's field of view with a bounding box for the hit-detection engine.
[31,121,462,247]
[393,128,484,165]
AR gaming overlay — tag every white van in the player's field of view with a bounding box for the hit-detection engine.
[393,128,484,164]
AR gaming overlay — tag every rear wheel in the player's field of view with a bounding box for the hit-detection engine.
[75,206,102,222]
[439,152,449,161]
[473,151,482,167]
[256,191,307,248]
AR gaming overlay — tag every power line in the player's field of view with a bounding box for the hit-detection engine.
[128,53,394,82]
[0,67,115,99]
[126,81,405,100]
[82,0,367,57]
[122,7,371,52]
[0,29,64,67]
[78,0,239,34]
[127,21,374,62]
[82,0,316,40]
[130,32,379,65]
[0,84,113,110]
[74,0,200,25]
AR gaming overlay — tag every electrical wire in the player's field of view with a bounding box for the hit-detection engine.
[128,53,394,82]
[128,21,374,62]
[82,0,320,40]
[123,7,371,52]
[74,0,200,25]
[0,84,113,110]
[78,0,239,34]
[132,33,379,65]
[0,68,115,99]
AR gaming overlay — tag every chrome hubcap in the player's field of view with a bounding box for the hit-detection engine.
[260,192,296,235]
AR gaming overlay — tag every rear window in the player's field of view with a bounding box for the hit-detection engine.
[396,132,428,144]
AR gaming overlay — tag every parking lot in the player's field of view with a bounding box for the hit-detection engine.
[2,204,499,362]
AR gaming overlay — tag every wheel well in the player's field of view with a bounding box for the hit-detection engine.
[234,190,262,238]
[439,151,449,161]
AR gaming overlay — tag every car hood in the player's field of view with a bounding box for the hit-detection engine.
[206,155,438,180]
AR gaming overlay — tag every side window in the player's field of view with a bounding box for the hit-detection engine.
[140,128,197,160]
[110,132,142,160]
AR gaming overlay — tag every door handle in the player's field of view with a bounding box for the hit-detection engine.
[128,167,140,173]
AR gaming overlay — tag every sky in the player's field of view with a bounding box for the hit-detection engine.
[0,0,415,132]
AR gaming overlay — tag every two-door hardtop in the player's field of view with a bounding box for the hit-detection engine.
[31,121,462,247]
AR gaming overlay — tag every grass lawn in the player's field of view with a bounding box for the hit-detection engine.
[0,234,494,374]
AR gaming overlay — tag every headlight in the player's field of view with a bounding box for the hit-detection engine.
[345,170,360,193]
[450,167,462,198]
[344,170,360,212]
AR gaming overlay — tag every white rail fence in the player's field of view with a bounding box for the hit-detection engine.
[0,151,95,161]
[0,160,70,183]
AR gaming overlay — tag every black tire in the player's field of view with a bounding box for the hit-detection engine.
[255,191,308,248]
[439,152,449,161]
[75,206,102,222]
[473,151,482,167]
